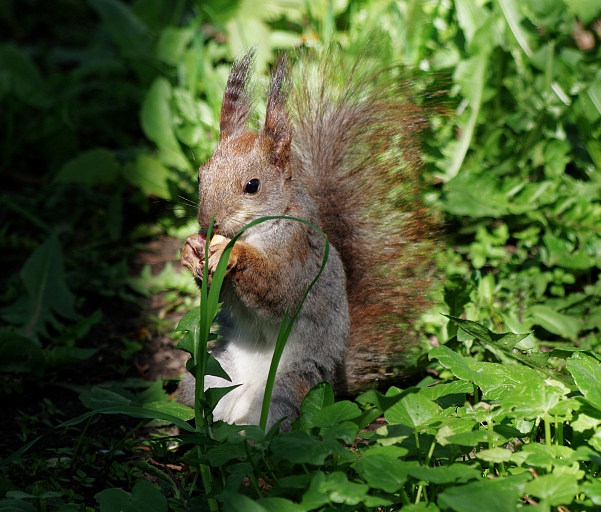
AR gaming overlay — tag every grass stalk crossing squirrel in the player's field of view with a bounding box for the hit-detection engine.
[178,48,437,430]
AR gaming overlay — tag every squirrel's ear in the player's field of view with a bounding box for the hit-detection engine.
[220,50,254,141]
[262,55,291,172]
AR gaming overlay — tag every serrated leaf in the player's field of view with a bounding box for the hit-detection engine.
[2,234,77,338]
[443,276,473,318]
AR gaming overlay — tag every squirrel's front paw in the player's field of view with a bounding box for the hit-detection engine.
[181,232,207,280]
[181,233,236,283]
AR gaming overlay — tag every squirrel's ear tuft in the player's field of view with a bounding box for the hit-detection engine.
[262,55,291,172]
[220,50,255,141]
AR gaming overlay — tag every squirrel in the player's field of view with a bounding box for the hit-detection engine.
[177,49,436,430]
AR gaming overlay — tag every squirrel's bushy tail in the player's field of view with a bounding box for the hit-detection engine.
[287,49,439,393]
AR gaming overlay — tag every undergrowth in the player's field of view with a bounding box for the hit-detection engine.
[1,0,600,510]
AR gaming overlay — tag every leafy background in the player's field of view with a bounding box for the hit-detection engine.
[1,0,600,510]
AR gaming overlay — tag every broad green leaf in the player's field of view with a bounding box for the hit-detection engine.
[256,497,305,512]
[418,380,473,402]
[438,473,530,512]
[353,454,414,493]
[312,401,362,428]
[582,479,601,506]
[401,505,441,512]
[315,471,369,506]
[384,392,441,429]
[566,352,601,408]
[296,381,335,430]
[205,443,246,467]
[140,77,190,170]
[80,388,131,410]
[0,500,37,511]
[269,431,346,465]
[526,304,580,340]
[475,447,513,462]
[157,27,194,66]
[122,155,172,199]
[96,480,167,512]
[321,421,359,444]
[222,493,269,512]
[408,464,482,484]
[563,0,601,23]
[54,148,119,185]
[525,473,579,506]
[444,428,509,447]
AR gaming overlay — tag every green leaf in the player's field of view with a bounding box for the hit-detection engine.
[0,500,37,511]
[0,329,44,374]
[475,447,513,463]
[314,471,369,506]
[96,480,167,512]
[2,234,77,338]
[295,381,335,431]
[204,385,239,410]
[312,401,362,428]
[497,0,534,56]
[157,27,194,66]
[256,498,305,512]
[122,155,172,199]
[143,401,195,421]
[54,149,119,186]
[384,392,441,429]
[526,304,580,340]
[564,0,601,23]
[443,277,473,318]
[140,77,190,170]
[438,473,530,512]
[353,455,414,493]
[80,388,131,410]
[566,352,601,408]
[269,431,346,465]
[408,464,482,484]
[525,473,579,506]
[0,45,44,105]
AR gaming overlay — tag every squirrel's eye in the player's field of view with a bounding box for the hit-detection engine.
[244,178,260,194]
